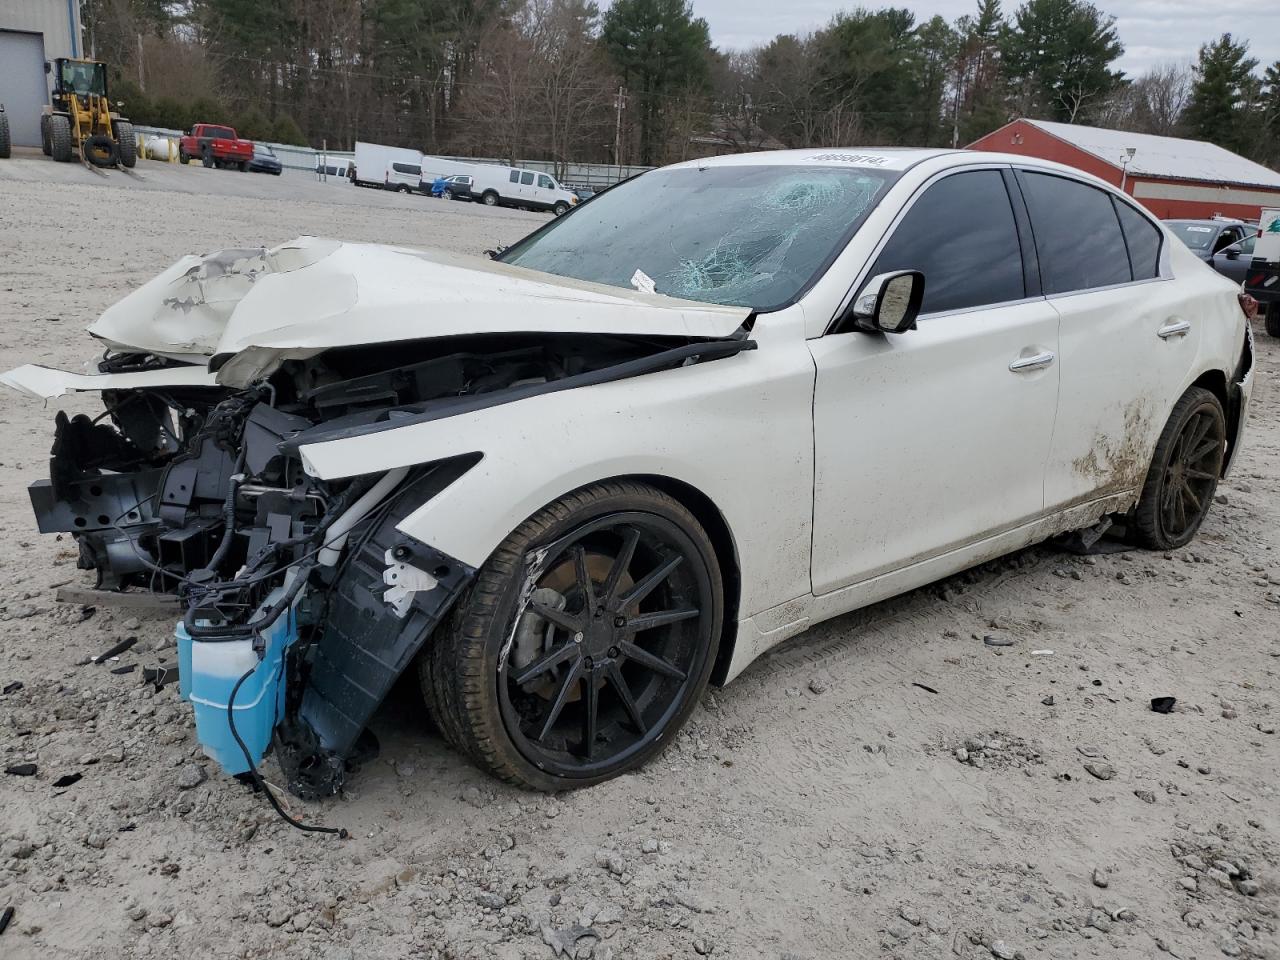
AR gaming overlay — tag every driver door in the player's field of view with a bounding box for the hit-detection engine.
[807,168,1061,595]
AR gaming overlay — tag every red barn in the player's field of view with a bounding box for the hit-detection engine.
[968,118,1280,221]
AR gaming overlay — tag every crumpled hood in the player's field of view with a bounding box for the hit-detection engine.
[88,236,752,386]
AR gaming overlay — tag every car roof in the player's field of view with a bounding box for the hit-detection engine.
[1166,218,1244,225]
[664,147,958,173]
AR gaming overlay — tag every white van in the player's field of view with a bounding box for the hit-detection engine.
[352,141,424,192]
[471,165,579,215]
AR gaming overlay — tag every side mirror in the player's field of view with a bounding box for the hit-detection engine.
[1224,247,1240,261]
[839,270,925,334]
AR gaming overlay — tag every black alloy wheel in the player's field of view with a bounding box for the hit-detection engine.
[420,481,722,790]
[1133,387,1226,550]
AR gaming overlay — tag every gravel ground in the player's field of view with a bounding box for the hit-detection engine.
[0,154,1278,960]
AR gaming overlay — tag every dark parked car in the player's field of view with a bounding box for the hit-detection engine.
[248,144,283,176]
[572,187,596,202]
[429,174,474,200]
[1165,218,1252,266]
[1209,235,1257,285]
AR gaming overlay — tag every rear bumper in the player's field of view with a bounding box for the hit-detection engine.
[1224,323,1254,478]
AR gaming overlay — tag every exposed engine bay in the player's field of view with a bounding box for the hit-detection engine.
[28,329,752,798]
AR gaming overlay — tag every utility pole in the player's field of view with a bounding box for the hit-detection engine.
[137,33,145,90]
[613,86,627,178]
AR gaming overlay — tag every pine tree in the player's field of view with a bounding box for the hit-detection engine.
[602,0,713,165]
[1183,34,1259,153]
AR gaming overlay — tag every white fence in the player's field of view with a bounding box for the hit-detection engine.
[133,126,649,189]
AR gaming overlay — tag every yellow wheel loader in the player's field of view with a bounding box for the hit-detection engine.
[40,58,136,168]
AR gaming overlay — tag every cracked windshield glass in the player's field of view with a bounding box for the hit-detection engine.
[500,165,899,310]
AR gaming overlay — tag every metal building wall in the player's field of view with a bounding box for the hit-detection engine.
[0,0,82,58]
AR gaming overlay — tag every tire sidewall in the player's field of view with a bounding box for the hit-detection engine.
[453,485,723,791]
[1136,388,1225,550]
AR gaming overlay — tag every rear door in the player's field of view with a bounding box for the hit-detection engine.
[808,167,1061,594]
[1016,169,1196,510]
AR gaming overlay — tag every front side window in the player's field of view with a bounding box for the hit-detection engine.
[538,174,554,189]
[509,170,520,183]
[501,164,898,310]
[1019,171,1131,294]
[521,172,535,186]
[870,170,1024,315]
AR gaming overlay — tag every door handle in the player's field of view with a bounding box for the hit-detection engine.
[1158,319,1191,339]
[1009,351,1056,372]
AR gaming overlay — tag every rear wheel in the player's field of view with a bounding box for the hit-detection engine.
[0,112,11,159]
[114,122,136,168]
[1265,303,1280,338]
[442,188,453,201]
[178,148,189,164]
[39,115,51,156]
[1132,387,1226,550]
[420,481,722,790]
[482,191,498,206]
[48,115,73,162]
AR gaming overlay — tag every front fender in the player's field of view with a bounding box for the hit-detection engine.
[297,328,816,624]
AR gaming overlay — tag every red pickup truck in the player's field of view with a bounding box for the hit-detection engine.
[179,123,255,170]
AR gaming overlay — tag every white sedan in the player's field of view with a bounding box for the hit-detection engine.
[2,149,1255,798]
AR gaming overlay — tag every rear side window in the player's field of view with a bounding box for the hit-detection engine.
[1114,201,1162,279]
[1019,172,1131,293]
[392,162,418,175]
[871,170,1024,315]
[521,171,535,186]
[509,170,520,183]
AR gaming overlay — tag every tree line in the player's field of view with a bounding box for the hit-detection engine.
[88,0,1280,170]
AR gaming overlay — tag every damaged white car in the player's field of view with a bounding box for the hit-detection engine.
[2,149,1254,801]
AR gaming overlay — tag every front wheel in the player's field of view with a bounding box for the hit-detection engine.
[114,122,136,167]
[553,202,569,216]
[420,481,723,791]
[1132,387,1226,550]
[482,191,498,206]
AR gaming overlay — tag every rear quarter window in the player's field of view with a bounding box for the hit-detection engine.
[1114,201,1163,280]
[1018,171,1132,294]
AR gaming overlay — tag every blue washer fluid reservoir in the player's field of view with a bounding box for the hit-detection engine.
[179,587,299,776]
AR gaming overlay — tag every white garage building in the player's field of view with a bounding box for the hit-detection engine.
[0,0,83,147]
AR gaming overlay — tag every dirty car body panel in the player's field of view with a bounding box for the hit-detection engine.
[2,149,1253,795]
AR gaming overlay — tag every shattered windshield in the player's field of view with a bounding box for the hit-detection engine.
[499,165,899,310]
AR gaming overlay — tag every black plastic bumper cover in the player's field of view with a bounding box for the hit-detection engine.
[276,463,478,799]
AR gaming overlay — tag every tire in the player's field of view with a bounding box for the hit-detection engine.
[202,147,214,168]
[40,116,51,156]
[114,122,136,168]
[48,114,73,162]
[179,149,189,164]
[553,202,569,216]
[442,188,453,201]
[1265,303,1280,338]
[1132,387,1226,551]
[420,480,723,791]
[482,191,498,206]
[0,112,11,159]
[83,133,118,167]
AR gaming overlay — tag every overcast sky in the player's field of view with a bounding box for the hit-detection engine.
[688,0,1280,77]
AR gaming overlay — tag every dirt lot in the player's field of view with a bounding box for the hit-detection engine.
[0,155,1277,960]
